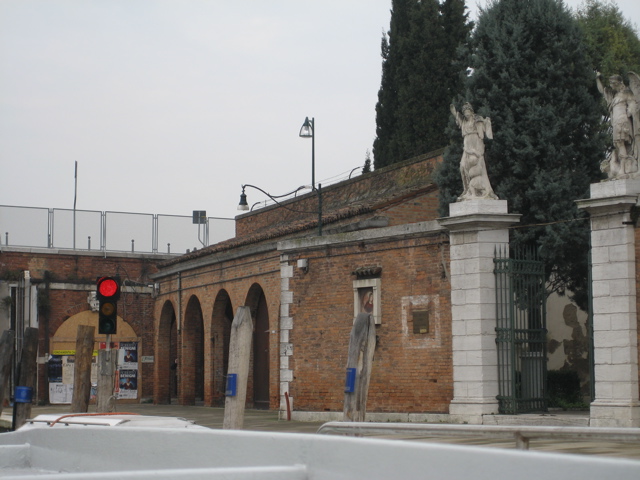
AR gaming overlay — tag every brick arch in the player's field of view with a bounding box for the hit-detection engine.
[245,283,270,409]
[181,294,204,405]
[207,289,233,405]
[51,310,137,352]
[154,300,177,404]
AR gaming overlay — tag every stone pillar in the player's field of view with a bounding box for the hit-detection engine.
[577,179,640,427]
[279,257,295,419]
[439,199,520,424]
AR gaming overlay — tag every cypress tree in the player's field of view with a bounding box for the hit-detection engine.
[373,0,472,169]
[436,0,607,309]
[576,0,640,79]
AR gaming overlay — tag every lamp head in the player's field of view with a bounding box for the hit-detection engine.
[299,117,313,138]
[238,187,249,211]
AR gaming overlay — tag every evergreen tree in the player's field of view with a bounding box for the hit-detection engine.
[575,0,640,79]
[363,150,372,174]
[373,0,472,169]
[436,0,607,309]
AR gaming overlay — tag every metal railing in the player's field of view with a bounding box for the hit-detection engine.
[495,245,548,414]
[317,422,640,450]
[0,205,235,255]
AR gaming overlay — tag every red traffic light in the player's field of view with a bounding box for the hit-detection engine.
[97,277,120,300]
[96,276,120,335]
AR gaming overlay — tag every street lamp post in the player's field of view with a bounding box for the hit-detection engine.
[299,117,315,189]
[237,117,323,236]
[299,116,322,235]
[237,184,310,211]
[237,183,323,236]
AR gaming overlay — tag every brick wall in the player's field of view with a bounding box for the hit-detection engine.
[283,229,452,413]
[0,249,160,403]
[235,152,443,238]
[153,150,451,414]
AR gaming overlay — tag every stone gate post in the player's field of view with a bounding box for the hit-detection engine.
[577,179,640,427]
[439,199,520,424]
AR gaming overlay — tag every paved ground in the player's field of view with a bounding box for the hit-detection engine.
[3,404,640,461]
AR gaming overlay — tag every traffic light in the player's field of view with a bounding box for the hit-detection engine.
[96,276,120,334]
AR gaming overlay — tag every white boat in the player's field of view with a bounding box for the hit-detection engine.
[14,413,209,430]
[1,413,639,479]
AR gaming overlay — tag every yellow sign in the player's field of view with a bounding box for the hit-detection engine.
[52,350,99,356]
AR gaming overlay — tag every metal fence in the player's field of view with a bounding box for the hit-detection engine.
[494,245,548,414]
[0,205,235,255]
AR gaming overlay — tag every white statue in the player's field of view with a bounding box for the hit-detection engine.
[450,102,498,201]
[596,71,640,179]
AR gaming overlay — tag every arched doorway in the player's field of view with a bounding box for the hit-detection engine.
[182,295,204,405]
[210,290,233,405]
[50,310,138,403]
[246,284,270,409]
[155,300,177,404]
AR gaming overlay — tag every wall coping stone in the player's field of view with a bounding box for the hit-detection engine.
[277,220,443,252]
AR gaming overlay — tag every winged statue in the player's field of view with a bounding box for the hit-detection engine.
[597,71,640,179]
[450,102,498,201]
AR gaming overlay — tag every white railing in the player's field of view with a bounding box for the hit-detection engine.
[317,421,640,450]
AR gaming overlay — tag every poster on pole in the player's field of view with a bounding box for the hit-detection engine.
[48,353,98,404]
[118,342,138,369]
[116,369,138,399]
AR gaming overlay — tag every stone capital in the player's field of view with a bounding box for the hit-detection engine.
[438,199,520,232]
[438,214,521,233]
[576,195,638,217]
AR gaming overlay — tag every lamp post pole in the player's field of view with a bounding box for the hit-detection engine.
[299,117,315,189]
[317,183,322,237]
[311,118,315,189]
[299,116,321,235]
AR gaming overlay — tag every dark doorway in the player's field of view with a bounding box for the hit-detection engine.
[182,295,204,405]
[155,301,177,404]
[253,290,270,409]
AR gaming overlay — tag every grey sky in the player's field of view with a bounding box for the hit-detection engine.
[1,0,639,219]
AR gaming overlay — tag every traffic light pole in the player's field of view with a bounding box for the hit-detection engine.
[97,333,116,413]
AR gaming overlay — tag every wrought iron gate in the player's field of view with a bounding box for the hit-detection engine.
[494,246,548,414]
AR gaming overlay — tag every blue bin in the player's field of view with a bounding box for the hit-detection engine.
[14,386,33,404]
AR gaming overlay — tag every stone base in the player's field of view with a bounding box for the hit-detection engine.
[448,399,499,425]
[590,177,640,199]
[449,199,508,217]
[285,411,450,423]
[590,401,640,428]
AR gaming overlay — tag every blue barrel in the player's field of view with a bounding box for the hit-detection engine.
[14,386,33,404]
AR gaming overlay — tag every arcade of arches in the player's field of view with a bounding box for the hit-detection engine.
[154,281,273,408]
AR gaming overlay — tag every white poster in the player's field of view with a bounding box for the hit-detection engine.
[116,369,138,399]
[49,383,73,404]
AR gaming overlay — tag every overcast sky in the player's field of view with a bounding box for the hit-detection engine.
[1,0,639,220]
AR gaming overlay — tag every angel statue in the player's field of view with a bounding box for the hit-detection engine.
[596,71,640,179]
[450,102,499,201]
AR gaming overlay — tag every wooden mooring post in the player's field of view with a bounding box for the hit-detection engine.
[223,306,253,430]
[343,313,376,422]
[70,325,95,413]
[96,347,117,413]
[0,330,15,416]
[13,327,39,430]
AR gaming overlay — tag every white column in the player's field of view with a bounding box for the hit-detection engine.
[577,179,640,427]
[439,200,520,424]
[279,258,295,418]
